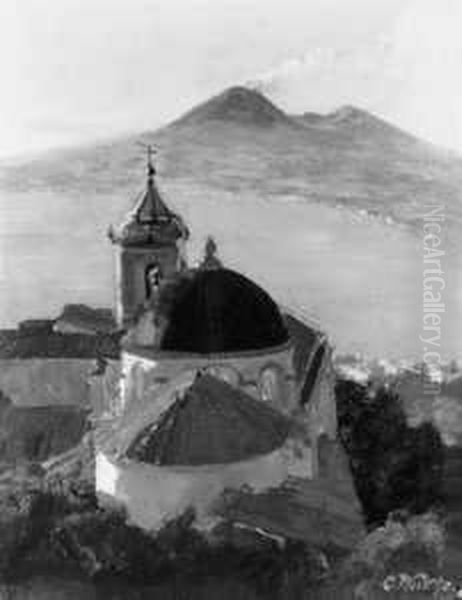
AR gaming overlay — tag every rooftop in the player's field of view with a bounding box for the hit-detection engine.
[109,148,189,247]
[126,374,292,466]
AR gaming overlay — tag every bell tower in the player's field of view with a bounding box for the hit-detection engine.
[108,146,189,328]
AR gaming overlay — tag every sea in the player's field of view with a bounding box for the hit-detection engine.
[0,183,460,362]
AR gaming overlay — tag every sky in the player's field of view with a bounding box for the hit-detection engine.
[1,0,462,158]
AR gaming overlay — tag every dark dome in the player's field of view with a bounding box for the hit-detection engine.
[160,268,289,354]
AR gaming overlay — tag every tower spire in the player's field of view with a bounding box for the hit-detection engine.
[146,144,156,184]
[133,143,172,223]
[109,143,190,327]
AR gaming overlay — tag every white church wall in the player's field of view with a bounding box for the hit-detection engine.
[96,437,313,532]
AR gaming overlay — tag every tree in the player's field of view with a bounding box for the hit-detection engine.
[335,379,444,527]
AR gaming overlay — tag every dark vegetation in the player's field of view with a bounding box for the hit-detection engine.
[335,379,445,528]
[0,473,333,598]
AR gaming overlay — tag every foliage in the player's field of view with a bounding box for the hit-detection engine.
[0,471,330,597]
[0,461,97,576]
[335,379,445,527]
[342,511,444,582]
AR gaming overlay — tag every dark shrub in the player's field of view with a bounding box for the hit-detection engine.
[335,379,444,527]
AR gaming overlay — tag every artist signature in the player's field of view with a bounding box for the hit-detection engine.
[382,573,462,598]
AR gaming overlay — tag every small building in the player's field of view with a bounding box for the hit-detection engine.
[54,304,117,336]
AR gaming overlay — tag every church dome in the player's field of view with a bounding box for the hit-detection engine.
[160,268,289,354]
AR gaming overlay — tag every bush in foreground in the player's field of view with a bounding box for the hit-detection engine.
[335,379,444,527]
[0,475,330,597]
[341,510,445,583]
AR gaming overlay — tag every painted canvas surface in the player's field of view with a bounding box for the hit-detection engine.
[0,1,461,598]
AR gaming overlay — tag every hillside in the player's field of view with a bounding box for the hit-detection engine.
[2,86,462,230]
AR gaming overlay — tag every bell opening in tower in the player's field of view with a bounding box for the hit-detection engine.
[145,263,162,299]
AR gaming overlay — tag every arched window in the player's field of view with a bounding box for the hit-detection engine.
[259,367,279,402]
[145,263,161,299]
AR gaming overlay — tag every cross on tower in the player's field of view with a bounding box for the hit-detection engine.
[137,142,157,180]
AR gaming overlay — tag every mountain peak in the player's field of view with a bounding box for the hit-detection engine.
[298,105,413,139]
[328,105,375,124]
[171,86,291,128]
[324,105,420,142]
[299,105,377,127]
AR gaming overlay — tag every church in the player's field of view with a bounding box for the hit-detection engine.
[95,150,362,544]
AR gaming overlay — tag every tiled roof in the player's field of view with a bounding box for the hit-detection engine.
[110,178,189,247]
[126,374,292,466]
[0,329,121,359]
[54,304,117,334]
[283,313,321,382]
